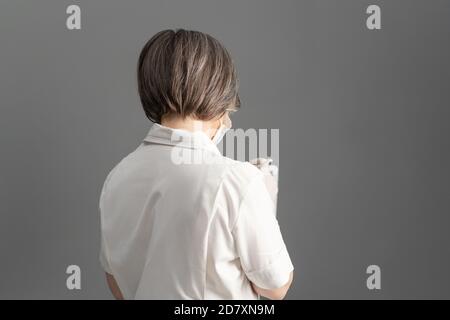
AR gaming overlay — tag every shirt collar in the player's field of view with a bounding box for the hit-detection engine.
[143,123,222,155]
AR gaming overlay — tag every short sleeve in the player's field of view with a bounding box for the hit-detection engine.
[232,173,294,290]
[99,169,114,275]
[99,233,113,274]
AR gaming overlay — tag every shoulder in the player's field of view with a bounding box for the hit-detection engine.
[99,147,140,198]
[211,159,264,229]
[218,159,264,200]
[227,160,262,184]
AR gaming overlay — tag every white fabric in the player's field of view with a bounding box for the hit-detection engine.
[249,157,279,212]
[99,123,294,300]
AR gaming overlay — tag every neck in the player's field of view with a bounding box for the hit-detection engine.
[160,115,219,139]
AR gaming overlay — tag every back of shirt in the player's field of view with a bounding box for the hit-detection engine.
[99,125,294,299]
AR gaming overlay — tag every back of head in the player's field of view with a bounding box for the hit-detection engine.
[137,29,240,124]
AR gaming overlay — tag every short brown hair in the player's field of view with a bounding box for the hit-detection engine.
[137,29,240,123]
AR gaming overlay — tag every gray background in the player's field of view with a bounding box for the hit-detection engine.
[0,0,449,299]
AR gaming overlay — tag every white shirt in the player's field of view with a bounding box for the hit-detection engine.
[99,123,294,299]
